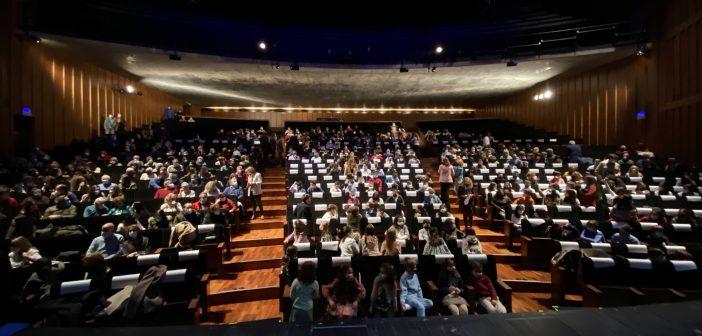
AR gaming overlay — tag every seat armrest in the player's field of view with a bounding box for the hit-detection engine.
[496,279,513,312]
[188,295,200,310]
[426,280,438,292]
[283,284,292,298]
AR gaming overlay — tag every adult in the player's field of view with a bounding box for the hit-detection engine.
[246,167,264,219]
[438,157,455,204]
[86,223,124,260]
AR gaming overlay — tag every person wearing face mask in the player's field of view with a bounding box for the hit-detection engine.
[370,263,398,317]
[285,220,310,245]
[400,259,433,317]
[223,179,244,203]
[42,195,77,219]
[83,197,111,218]
[417,220,432,241]
[181,202,200,224]
[470,262,507,314]
[436,259,469,315]
[424,188,442,205]
[323,265,366,320]
[9,236,43,269]
[461,228,483,254]
[387,217,410,241]
[423,227,450,255]
[192,192,212,213]
[98,175,117,192]
[87,223,124,260]
[121,224,151,257]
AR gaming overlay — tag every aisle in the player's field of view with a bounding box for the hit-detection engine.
[203,167,286,324]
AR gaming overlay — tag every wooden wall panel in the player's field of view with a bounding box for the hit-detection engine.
[477,0,702,165]
[0,32,183,157]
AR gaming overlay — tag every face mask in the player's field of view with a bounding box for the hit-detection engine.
[473,272,482,278]
[33,192,42,197]
[102,181,110,185]
[185,209,193,214]
[128,231,138,239]
[440,209,447,213]
[170,201,176,206]
[102,231,113,239]
[201,198,207,203]
[397,221,405,227]
[346,274,355,281]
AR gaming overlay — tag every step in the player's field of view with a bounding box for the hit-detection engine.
[261,196,287,206]
[221,246,283,272]
[502,280,552,293]
[260,205,287,216]
[262,189,287,197]
[208,268,280,305]
[243,217,285,230]
[231,228,284,248]
[206,299,282,324]
[262,181,286,188]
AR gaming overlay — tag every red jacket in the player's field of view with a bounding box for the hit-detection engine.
[368,177,383,192]
[580,184,598,207]
[153,188,177,199]
[471,274,497,301]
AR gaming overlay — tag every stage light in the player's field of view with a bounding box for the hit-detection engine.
[30,36,41,44]
[544,90,553,99]
[435,45,443,54]
[533,95,539,101]
[258,41,267,50]
[506,59,517,67]
[275,63,280,69]
[431,66,437,72]
[538,94,544,100]
[125,85,135,94]
[636,47,645,56]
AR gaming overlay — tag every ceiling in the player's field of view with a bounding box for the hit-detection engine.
[42,35,634,108]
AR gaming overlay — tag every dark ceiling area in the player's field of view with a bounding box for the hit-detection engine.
[19,0,649,65]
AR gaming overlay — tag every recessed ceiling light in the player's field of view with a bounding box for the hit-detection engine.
[435,45,443,54]
[258,41,267,50]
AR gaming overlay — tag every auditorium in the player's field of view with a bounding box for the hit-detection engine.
[1,0,701,335]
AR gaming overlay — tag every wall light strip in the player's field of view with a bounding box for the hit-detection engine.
[204,106,476,113]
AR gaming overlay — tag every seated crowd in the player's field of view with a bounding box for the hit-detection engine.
[1,119,276,325]
[280,125,507,321]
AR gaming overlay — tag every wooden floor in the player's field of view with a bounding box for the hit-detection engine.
[206,299,282,324]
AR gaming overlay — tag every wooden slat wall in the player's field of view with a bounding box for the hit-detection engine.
[195,110,471,130]
[477,0,702,165]
[1,12,183,158]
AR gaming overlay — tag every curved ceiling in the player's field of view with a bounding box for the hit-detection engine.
[43,35,634,108]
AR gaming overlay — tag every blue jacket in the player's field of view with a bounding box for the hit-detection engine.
[400,272,424,302]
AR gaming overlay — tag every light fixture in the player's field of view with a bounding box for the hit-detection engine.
[274,63,280,69]
[538,94,544,100]
[30,36,41,44]
[258,41,267,50]
[435,45,443,54]
[533,94,539,101]
[544,90,553,99]
[431,66,437,72]
[125,85,135,94]
[506,59,517,67]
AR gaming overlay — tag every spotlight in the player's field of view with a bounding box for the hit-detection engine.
[506,59,518,67]
[169,53,181,61]
[290,64,300,71]
[544,90,553,99]
[125,85,135,94]
[431,66,437,72]
[538,94,544,100]
[275,63,280,69]
[435,45,443,54]
[399,66,409,73]
[258,41,267,50]
[533,95,539,101]
[635,47,645,56]
[30,35,41,44]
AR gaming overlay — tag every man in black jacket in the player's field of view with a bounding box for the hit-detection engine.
[293,194,314,232]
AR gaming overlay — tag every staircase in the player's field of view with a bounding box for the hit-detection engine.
[204,167,287,323]
[419,157,571,312]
